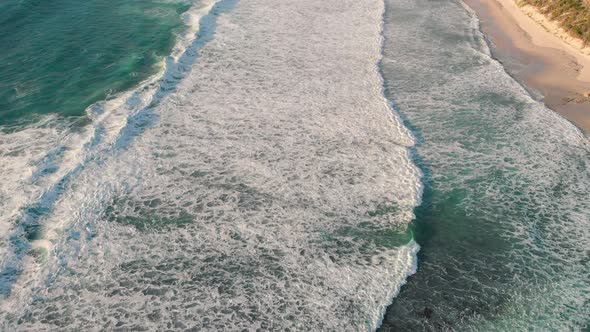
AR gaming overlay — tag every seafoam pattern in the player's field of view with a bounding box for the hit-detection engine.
[0,0,223,321]
[1,0,422,330]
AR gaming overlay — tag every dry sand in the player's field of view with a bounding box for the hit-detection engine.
[464,0,590,134]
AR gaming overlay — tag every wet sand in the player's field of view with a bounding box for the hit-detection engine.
[464,0,590,134]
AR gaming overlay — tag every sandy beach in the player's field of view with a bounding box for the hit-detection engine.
[464,0,590,134]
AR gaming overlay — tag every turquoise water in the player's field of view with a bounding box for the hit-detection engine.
[0,0,188,126]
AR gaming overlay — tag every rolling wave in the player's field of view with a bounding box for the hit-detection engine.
[0,0,423,330]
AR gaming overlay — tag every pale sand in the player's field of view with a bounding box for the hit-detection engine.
[510,0,590,80]
[464,0,590,134]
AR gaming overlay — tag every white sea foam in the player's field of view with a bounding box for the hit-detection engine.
[0,0,222,317]
[0,0,219,237]
[1,0,423,330]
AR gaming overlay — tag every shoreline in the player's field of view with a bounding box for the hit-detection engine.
[464,0,590,135]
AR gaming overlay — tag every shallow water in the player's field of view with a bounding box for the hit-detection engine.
[379,0,590,330]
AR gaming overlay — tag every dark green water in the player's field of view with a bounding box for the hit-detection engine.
[0,0,189,126]
[379,0,590,330]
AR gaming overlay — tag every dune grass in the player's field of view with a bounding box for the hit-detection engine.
[519,0,590,44]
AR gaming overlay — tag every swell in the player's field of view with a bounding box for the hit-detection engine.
[3,0,425,329]
[0,0,187,126]
[1,0,428,329]
[0,0,233,318]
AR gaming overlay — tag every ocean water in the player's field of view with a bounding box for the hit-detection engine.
[0,0,588,330]
[0,0,189,126]
[379,0,590,330]
[1,0,421,329]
